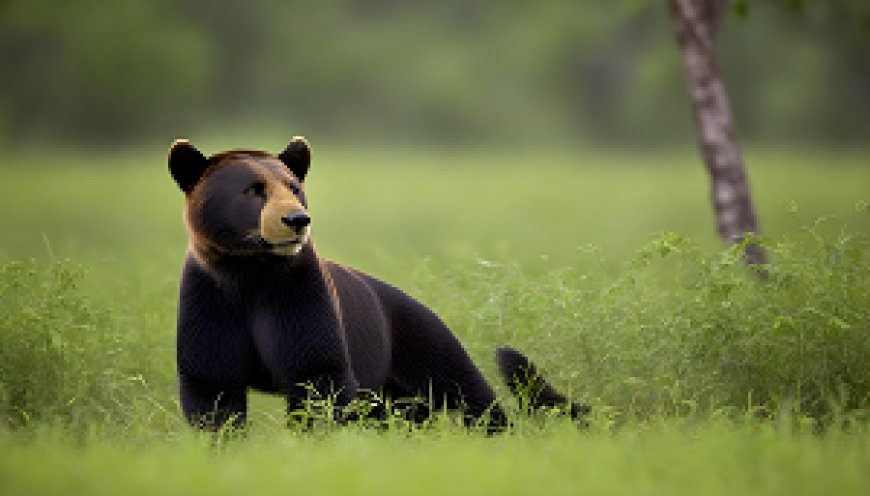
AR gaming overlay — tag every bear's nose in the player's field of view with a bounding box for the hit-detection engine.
[281,211,311,229]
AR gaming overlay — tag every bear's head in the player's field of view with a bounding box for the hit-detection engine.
[169,137,313,262]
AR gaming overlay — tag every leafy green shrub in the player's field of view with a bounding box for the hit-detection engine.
[429,224,869,422]
[0,259,154,429]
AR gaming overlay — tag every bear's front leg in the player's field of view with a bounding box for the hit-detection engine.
[179,373,248,430]
[176,257,255,431]
[251,290,359,424]
[254,315,359,422]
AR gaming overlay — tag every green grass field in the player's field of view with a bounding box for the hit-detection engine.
[1,146,868,495]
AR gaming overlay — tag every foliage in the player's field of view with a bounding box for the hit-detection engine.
[419,226,870,423]
[1,225,867,431]
[0,1,868,146]
[0,259,165,431]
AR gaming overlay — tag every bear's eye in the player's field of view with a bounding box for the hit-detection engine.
[288,183,301,195]
[244,181,267,198]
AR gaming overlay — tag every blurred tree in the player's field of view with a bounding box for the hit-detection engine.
[668,0,767,267]
[0,1,867,149]
[0,0,213,145]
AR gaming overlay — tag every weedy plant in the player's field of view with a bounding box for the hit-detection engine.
[0,258,170,432]
[421,216,870,428]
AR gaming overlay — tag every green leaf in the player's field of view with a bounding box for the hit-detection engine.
[829,316,851,330]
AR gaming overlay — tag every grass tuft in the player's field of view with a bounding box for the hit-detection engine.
[0,259,173,433]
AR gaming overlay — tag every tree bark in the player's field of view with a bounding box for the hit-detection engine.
[668,0,768,267]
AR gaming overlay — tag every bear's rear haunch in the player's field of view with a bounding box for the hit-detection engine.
[169,136,587,432]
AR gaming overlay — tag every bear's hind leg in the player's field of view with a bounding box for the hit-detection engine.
[388,323,508,432]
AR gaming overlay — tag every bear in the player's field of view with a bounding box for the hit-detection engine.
[168,136,587,432]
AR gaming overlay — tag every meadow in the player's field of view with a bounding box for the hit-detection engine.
[0,145,868,495]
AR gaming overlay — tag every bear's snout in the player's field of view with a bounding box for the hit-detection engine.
[281,211,311,230]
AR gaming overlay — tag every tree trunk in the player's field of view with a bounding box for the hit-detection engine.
[668,0,768,267]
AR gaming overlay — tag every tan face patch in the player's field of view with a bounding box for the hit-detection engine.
[252,163,311,256]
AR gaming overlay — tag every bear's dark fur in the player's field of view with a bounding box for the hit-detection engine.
[168,136,585,431]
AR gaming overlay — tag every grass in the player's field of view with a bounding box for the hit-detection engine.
[0,146,868,494]
[1,422,868,496]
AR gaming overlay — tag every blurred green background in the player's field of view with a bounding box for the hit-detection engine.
[1,0,869,149]
[1,0,868,265]
[0,0,868,290]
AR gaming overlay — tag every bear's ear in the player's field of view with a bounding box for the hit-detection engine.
[278,136,311,181]
[168,139,209,194]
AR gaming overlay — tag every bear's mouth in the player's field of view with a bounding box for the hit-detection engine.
[266,234,310,256]
[270,239,302,248]
[244,231,307,255]
[245,226,311,256]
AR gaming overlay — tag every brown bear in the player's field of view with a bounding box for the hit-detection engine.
[168,136,586,431]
